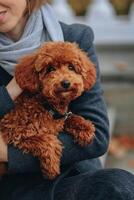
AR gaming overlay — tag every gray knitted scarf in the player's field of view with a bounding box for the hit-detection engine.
[0,4,64,75]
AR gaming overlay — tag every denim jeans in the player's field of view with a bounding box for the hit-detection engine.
[0,168,134,200]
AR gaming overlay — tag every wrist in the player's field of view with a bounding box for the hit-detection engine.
[0,135,8,162]
[6,78,22,101]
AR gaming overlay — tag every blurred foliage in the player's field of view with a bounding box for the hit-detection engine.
[67,0,92,16]
[109,0,134,15]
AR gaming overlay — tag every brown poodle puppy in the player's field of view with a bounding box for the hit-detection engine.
[0,42,96,179]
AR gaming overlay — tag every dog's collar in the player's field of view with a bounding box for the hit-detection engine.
[49,109,72,120]
[42,100,72,120]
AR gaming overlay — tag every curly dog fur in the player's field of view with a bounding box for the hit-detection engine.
[0,42,96,179]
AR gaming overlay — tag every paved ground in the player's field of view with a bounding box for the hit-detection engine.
[106,150,134,174]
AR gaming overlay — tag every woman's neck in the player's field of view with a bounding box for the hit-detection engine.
[5,15,28,42]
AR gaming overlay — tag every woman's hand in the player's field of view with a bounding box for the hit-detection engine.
[0,78,22,163]
[0,134,7,162]
[6,77,23,101]
[0,78,23,163]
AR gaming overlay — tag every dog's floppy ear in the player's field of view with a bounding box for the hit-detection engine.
[15,54,39,93]
[77,49,96,90]
[34,53,53,72]
[34,54,48,72]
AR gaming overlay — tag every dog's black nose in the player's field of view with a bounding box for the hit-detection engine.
[61,80,71,89]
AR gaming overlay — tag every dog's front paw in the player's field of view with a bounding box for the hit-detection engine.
[64,114,95,146]
[75,122,95,146]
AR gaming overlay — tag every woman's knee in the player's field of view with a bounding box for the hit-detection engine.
[91,168,134,181]
[55,169,134,200]
[86,168,134,200]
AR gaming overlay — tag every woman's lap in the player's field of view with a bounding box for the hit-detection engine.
[0,169,134,200]
[54,168,134,200]
[0,173,52,200]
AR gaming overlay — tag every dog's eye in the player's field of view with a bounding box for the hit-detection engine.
[68,64,76,72]
[46,65,56,74]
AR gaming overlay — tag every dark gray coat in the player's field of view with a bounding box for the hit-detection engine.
[0,22,109,199]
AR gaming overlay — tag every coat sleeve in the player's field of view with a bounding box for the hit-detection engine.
[0,86,15,117]
[6,26,109,174]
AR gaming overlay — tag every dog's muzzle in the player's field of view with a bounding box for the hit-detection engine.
[61,80,71,89]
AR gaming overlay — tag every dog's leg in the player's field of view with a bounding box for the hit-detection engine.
[64,114,95,146]
[39,134,63,180]
[19,134,63,180]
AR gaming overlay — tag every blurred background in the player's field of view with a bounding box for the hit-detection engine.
[48,0,134,174]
